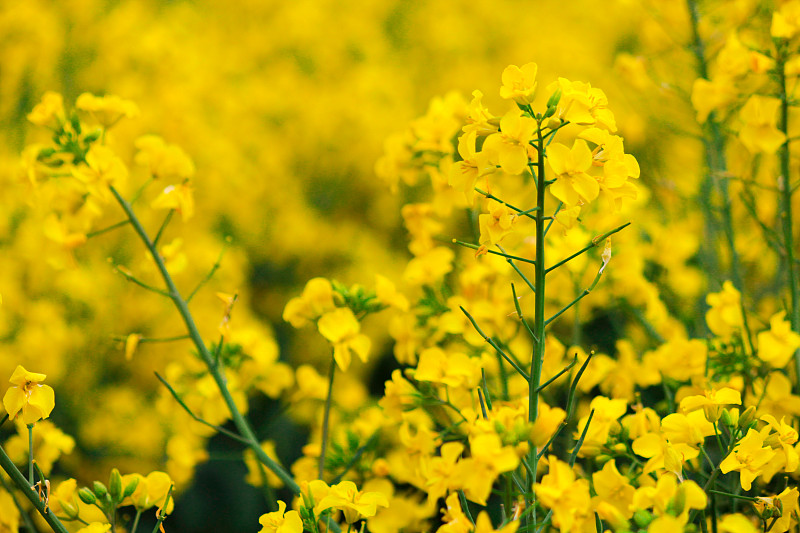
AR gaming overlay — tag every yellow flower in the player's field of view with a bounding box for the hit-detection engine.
[124,333,142,361]
[591,460,635,521]
[757,487,799,533]
[76,92,139,129]
[535,456,593,532]
[548,78,617,131]
[282,277,336,328]
[258,501,303,533]
[419,441,464,504]
[437,492,472,533]
[72,145,129,199]
[738,95,786,154]
[756,311,800,368]
[2,365,55,425]
[691,78,737,124]
[474,510,519,533]
[314,480,389,523]
[547,140,599,207]
[680,387,742,422]
[0,490,19,532]
[720,428,777,490]
[134,135,195,180]
[482,109,536,175]
[499,62,538,105]
[718,514,759,533]
[632,476,706,520]
[463,90,498,136]
[706,281,744,337]
[317,308,371,371]
[414,347,481,389]
[772,1,800,39]
[375,274,409,312]
[404,247,454,286]
[150,182,195,222]
[120,471,174,513]
[477,203,516,253]
[27,91,65,128]
[449,130,493,204]
[759,414,799,474]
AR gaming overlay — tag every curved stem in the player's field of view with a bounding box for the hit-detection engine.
[106,186,341,529]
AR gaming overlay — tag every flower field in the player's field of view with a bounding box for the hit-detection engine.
[1,0,800,532]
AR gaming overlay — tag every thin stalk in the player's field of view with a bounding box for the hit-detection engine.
[86,219,130,238]
[474,187,541,221]
[460,306,530,380]
[545,223,629,274]
[776,44,800,392]
[319,355,337,480]
[687,0,754,350]
[106,186,335,528]
[131,509,143,533]
[0,443,69,532]
[526,124,548,533]
[27,424,33,485]
[451,238,536,264]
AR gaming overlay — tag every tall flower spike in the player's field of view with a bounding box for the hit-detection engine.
[2,365,55,425]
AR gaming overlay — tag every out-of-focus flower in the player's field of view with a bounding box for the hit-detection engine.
[150,182,195,222]
[756,311,800,368]
[738,95,786,154]
[27,91,64,128]
[76,93,139,129]
[317,307,371,371]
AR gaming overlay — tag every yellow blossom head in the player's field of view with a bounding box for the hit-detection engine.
[500,62,538,105]
[2,365,55,425]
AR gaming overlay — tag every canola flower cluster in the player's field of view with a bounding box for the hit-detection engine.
[2,0,800,533]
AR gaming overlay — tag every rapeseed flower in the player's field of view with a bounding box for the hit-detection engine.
[317,307,371,371]
[258,501,302,533]
[2,365,55,425]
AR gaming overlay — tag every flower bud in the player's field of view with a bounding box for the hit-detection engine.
[123,476,140,498]
[546,88,562,109]
[69,111,82,135]
[633,509,654,528]
[545,117,562,130]
[738,406,757,429]
[61,499,79,520]
[78,487,97,505]
[109,468,122,501]
[93,481,108,499]
[83,130,102,144]
[719,408,733,428]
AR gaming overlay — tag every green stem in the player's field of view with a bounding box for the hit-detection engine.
[319,355,337,480]
[0,442,69,532]
[131,509,142,533]
[27,424,33,485]
[776,44,800,393]
[107,186,334,527]
[526,123,548,533]
[687,0,754,351]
